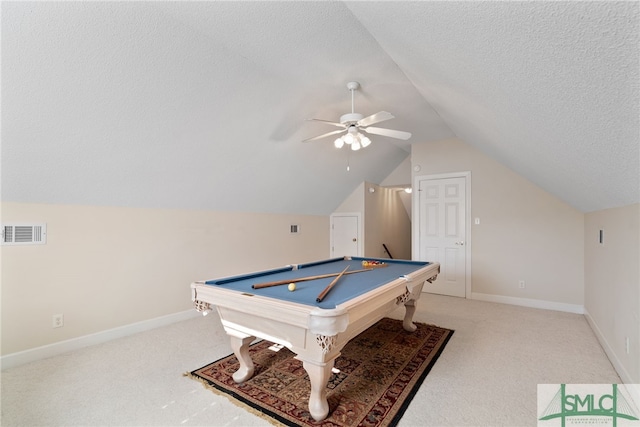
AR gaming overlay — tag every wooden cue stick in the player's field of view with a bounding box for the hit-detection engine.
[252,268,372,289]
[316,265,350,303]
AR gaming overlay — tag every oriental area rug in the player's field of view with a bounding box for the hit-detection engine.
[187,318,454,427]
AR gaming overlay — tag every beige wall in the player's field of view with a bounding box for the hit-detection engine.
[381,156,412,187]
[4,152,634,386]
[333,182,365,214]
[364,183,412,260]
[585,203,639,383]
[333,182,412,260]
[1,202,328,355]
[412,138,585,305]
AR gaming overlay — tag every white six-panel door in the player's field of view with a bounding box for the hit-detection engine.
[414,174,468,297]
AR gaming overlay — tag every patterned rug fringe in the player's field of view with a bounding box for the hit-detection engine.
[183,372,284,427]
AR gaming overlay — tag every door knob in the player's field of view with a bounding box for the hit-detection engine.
[352,238,357,242]
[455,241,464,245]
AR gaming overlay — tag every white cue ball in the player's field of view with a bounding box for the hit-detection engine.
[288,283,296,292]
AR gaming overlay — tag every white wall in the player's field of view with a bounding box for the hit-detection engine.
[584,203,639,383]
[1,202,328,355]
[412,138,585,309]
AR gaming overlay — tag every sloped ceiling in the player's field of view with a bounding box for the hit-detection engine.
[2,1,638,215]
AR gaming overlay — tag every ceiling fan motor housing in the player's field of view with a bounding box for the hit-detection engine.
[340,113,363,124]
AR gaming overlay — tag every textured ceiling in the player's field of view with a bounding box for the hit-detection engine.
[2,1,638,215]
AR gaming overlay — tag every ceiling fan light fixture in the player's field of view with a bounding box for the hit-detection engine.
[334,137,344,149]
[343,133,354,145]
[351,140,361,151]
[360,135,371,148]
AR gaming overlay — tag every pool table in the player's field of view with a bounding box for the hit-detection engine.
[190,256,439,421]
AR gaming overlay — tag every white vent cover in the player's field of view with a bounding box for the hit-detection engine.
[1,223,47,245]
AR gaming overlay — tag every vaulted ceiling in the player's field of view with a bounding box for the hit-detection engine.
[2,1,638,215]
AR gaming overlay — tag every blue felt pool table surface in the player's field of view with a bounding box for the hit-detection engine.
[204,257,432,309]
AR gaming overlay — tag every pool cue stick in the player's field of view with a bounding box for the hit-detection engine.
[252,268,372,289]
[316,265,350,303]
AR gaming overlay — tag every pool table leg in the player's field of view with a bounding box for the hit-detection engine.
[229,335,256,383]
[402,299,418,332]
[301,358,334,421]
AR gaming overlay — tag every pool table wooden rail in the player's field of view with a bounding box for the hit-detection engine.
[191,261,439,355]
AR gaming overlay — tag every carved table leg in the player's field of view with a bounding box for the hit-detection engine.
[302,359,334,421]
[229,335,256,383]
[403,299,418,332]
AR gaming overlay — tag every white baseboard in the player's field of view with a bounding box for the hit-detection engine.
[584,309,633,384]
[1,309,202,371]
[471,292,585,314]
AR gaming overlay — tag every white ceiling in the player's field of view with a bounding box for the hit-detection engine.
[2,1,638,215]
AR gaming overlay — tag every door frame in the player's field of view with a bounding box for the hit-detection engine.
[329,212,363,257]
[412,171,472,298]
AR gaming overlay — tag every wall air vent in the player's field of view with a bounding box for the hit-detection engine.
[1,223,47,245]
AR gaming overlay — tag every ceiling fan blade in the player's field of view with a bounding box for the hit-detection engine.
[302,129,346,143]
[306,118,346,128]
[357,111,395,127]
[362,126,412,140]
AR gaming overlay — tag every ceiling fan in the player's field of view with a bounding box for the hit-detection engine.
[303,81,411,150]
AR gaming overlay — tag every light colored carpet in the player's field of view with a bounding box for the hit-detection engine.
[1,294,620,426]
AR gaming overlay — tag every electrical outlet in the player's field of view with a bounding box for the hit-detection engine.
[518,280,525,289]
[52,314,64,328]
